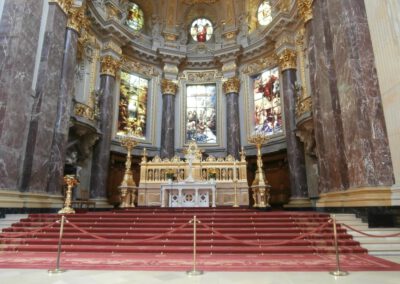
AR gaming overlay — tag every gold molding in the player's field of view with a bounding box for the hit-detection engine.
[183,0,218,4]
[74,102,95,121]
[223,77,240,94]
[278,49,297,71]
[297,0,314,24]
[296,96,313,118]
[316,187,394,207]
[123,59,158,77]
[100,55,121,77]
[48,0,73,15]
[161,79,178,95]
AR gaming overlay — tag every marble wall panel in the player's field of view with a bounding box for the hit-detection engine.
[0,0,44,189]
[21,4,68,193]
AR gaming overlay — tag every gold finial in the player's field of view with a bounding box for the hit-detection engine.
[100,55,121,77]
[297,0,314,24]
[222,77,240,94]
[278,49,297,71]
[161,79,178,95]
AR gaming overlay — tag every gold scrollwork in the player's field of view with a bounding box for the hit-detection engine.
[278,49,297,71]
[296,96,313,118]
[100,55,121,77]
[48,0,73,15]
[67,5,89,33]
[161,79,178,95]
[223,77,240,94]
[74,102,95,121]
[297,0,314,24]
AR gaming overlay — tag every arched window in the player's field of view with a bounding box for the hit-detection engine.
[118,72,149,139]
[257,1,272,26]
[253,67,282,135]
[190,18,213,42]
[126,3,144,31]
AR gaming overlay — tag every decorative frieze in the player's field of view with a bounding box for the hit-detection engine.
[242,56,278,74]
[123,59,158,77]
[223,77,240,94]
[103,41,122,56]
[297,0,314,24]
[179,70,222,82]
[48,0,73,15]
[161,79,178,95]
[278,49,297,71]
[100,55,121,77]
[74,102,96,121]
[296,96,313,119]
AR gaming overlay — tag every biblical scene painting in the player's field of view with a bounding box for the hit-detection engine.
[126,3,144,31]
[186,84,217,144]
[117,71,148,138]
[190,18,213,42]
[257,1,273,26]
[253,67,282,135]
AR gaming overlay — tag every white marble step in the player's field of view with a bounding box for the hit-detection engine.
[0,214,28,231]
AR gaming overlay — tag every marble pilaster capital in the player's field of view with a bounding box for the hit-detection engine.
[100,55,121,77]
[223,77,240,94]
[67,5,89,33]
[48,0,73,15]
[278,49,297,71]
[297,0,314,24]
[161,79,178,95]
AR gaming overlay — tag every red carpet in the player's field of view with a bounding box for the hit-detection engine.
[1,208,399,271]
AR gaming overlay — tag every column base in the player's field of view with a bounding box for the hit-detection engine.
[316,186,397,207]
[283,197,312,208]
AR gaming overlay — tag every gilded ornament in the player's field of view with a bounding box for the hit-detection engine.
[223,77,240,94]
[103,41,122,56]
[67,5,88,33]
[278,49,297,71]
[297,0,314,23]
[296,96,313,118]
[100,55,121,77]
[74,102,95,121]
[183,0,218,4]
[48,0,73,15]
[161,79,178,95]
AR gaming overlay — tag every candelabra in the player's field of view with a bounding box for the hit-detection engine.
[248,132,271,208]
[119,121,138,208]
[59,175,79,214]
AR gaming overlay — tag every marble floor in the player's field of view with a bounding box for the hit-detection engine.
[0,256,399,284]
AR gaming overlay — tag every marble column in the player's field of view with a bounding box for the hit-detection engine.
[223,77,241,160]
[0,0,45,190]
[90,55,120,199]
[279,50,309,205]
[46,6,86,194]
[160,79,178,159]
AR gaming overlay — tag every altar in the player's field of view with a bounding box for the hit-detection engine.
[160,182,216,207]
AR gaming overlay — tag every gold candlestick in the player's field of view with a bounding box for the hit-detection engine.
[119,120,138,208]
[248,132,271,208]
[59,175,79,214]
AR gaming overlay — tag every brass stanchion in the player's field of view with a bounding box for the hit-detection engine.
[186,216,203,276]
[48,215,67,274]
[329,215,349,276]
[59,175,78,214]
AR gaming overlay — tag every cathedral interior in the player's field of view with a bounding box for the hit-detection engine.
[0,0,399,223]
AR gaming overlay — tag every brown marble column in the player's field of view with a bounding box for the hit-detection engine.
[309,0,393,201]
[90,55,120,199]
[279,50,309,206]
[160,79,178,159]
[46,6,86,194]
[223,77,241,160]
[0,0,46,190]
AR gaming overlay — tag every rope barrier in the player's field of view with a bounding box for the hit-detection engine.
[341,223,400,238]
[199,218,332,247]
[0,221,58,238]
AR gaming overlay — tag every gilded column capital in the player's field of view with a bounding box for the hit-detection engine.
[100,55,121,77]
[297,0,314,24]
[67,5,89,33]
[223,77,240,94]
[278,49,297,71]
[48,0,73,15]
[161,79,178,95]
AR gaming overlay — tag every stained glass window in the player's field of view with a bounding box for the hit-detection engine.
[253,67,282,135]
[118,72,148,138]
[257,1,272,26]
[190,18,213,42]
[126,3,144,31]
[186,84,217,144]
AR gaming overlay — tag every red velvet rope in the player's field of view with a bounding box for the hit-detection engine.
[341,223,400,238]
[0,221,57,238]
[199,219,332,247]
